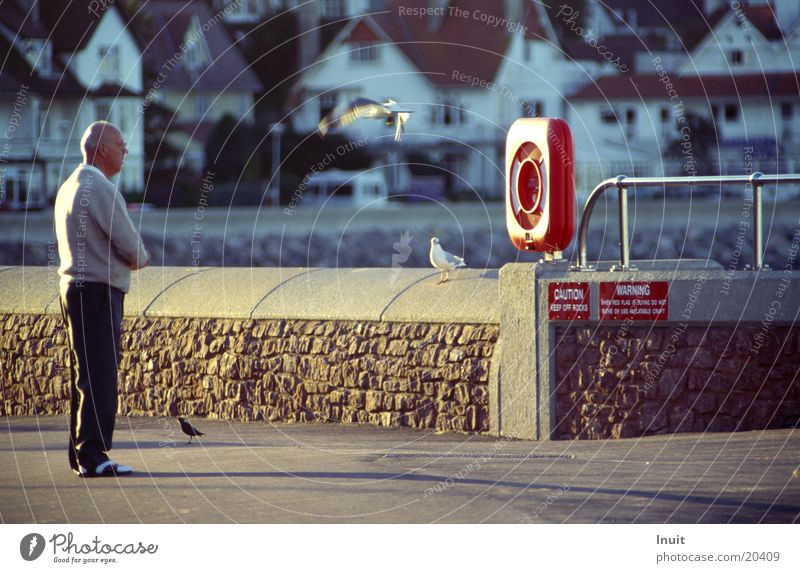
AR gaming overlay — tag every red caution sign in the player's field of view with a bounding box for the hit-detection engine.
[548,282,590,320]
[599,281,669,321]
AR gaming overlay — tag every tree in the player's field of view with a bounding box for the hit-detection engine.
[666,111,721,175]
[204,114,263,182]
[241,9,299,115]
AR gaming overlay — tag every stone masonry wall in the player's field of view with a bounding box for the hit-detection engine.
[554,325,800,439]
[0,314,498,433]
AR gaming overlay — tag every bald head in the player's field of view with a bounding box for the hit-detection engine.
[81,121,120,158]
[81,121,127,178]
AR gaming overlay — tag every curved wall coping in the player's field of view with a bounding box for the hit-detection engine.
[0,266,499,324]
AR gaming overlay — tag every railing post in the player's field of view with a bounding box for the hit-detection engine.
[751,172,765,270]
[618,180,630,270]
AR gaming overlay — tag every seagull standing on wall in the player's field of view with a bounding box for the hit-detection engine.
[318,97,412,142]
[429,237,466,284]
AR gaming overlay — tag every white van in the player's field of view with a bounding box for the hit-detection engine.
[305,168,388,206]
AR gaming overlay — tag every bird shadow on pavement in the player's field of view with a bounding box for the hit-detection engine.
[137,470,799,516]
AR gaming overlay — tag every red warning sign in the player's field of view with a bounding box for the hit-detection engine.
[599,281,669,321]
[548,282,590,320]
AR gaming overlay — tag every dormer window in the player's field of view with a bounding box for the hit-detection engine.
[183,17,212,73]
[98,45,120,80]
[23,39,52,75]
[350,42,380,63]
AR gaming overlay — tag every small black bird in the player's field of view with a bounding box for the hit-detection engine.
[178,417,205,444]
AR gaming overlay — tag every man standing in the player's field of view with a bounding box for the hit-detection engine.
[55,121,151,477]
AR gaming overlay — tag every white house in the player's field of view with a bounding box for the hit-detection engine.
[567,0,800,189]
[0,0,144,209]
[288,0,595,198]
[139,1,263,174]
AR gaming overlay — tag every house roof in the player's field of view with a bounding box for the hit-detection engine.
[597,0,706,30]
[0,32,85,96]
[705,4,784,41]
[0,1,50,39]
[140,0,263,93]
[352,0,553,87]
[38,0,144,53]
[172,118,217,146]
[572,72,800,101]
[560,34,639,70]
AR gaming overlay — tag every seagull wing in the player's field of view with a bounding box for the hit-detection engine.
[394,112,410,142]
[442,249,466,268]
[318,98,388,138]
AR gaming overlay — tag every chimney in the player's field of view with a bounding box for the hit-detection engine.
[297,2,320,71]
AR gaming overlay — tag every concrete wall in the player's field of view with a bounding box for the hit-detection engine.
[2,262,798,440]
[497,260,800,440]
[0,266,499,433]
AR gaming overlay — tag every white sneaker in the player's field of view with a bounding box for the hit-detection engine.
[92,460,134,477]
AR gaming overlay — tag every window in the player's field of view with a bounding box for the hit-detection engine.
[118,101,127,134]
[40,42,52,75]
[730,49,744,65]
[58,120,71,141]
[195,94,209,119]
[184,41,199,70]
[23,40,52,75]
[660,106,670,123]
[184,37,210,73]
[37,110,49,140]
[3,171,28,206]
[320,92,338,118]
[781,102,793,119]
[600,108,617,124]
[183,18,210,73]
[95,102,112,122]
[98,46,120,79]
[322,0,347,18]
[521,100,543,118]
[350,42,380,63]
[724,104,738,122]
[524,41,533,62]
[435,99,465,126]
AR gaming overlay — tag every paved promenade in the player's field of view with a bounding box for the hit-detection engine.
[1,416,798,523]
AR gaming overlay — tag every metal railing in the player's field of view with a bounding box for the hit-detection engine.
[574,172,800,271]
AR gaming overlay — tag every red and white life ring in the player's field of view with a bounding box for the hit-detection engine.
[505,118,575,253]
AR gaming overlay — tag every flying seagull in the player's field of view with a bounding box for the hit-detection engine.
[178,417,205,444]
[429,237,466,284]
[318,97,412,142]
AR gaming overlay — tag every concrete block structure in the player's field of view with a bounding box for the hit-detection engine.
[1,260,798,440]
